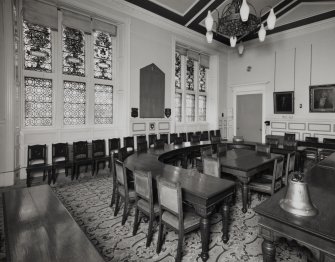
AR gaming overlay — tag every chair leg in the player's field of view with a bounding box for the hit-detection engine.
[248,189,251,207]
[132,207,140,236]
[114,194,121,216]
[122,199,129,225]
[176,231,184,262]
[110,185,116,207]
[156,218,164,254]
[146,215,154,247]
[76,165,80,180]
[26,171,31,187]
[47,170,52,185]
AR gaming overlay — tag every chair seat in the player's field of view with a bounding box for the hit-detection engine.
[137,199,159,215]
[118,186,136,199]
[162,209,200,231]
[27,164,51,171]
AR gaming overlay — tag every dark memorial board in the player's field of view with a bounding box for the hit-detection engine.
[140,63,165,118]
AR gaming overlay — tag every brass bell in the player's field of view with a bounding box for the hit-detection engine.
[279,172,318,217]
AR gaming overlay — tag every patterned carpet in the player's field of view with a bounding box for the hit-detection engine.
[51,171,310,262]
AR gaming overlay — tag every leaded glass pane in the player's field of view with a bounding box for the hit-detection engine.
[185,58,194,91]
[175,92,182,122]
[63,81,86,125]
[175,52,181,90]
[94,31,113,80]
[63,27,85,76]
[186,94,195,122]
[23,21,52,72]
[198,95,207,121]
[199,65,206,92]
[25,77,52,126]
[94,84,113,124]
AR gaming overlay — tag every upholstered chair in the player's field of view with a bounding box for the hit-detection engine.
[203,156,221,178]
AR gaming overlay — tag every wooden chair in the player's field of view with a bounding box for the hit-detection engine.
[201,131,209,141]
[156,178,200,262]
[92,139,110,175]
[203,156,221,177]
[26,144,52,187]
[210,135,221,153]
[217,143,228,157]
[114,158,135,225]
[216,129,221,138]
[160,133,169,144]
[179,133,187,142]
[174,136,183,145]
[154,139,165,149]
[170,133,178,144]
[306,137,318,143]
[137,141,148,153]
[304,137,319,163]
[195,131,202,136]
[319,138,335,160]
[323,138,335,144]
[108,138,120,159]
[196,146,212,172]
[187,132,194,142]
[132,170,159,247]
[137,135,146,148]
[72,141,93,180]
[149,134,157,148]
[283,133,296,148]
[266,137,279,147]
[190,134,200,143]
[124,136,134,153]
[255,143,271,154]
[52,143,72,183]
[209,130,215,140]
[248,157,284,202]
[117,147,129,162]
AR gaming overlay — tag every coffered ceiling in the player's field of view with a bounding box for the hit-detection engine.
[124,0,335,45]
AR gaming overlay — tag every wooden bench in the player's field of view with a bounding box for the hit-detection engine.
[3,185,104,262]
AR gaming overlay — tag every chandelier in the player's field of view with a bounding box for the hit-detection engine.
[205,0,276,48]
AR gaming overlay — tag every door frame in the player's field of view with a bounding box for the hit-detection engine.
[231,82,269,143]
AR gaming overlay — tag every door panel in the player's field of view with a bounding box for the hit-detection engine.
[236,94,262,142]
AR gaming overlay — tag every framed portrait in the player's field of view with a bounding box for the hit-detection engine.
[274,91,294,114]
[309,84,335,112]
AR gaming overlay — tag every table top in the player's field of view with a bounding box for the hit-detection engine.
[219,149,282,172]
[318,153,335,169]
[255,163,335,242]
[3,185,104,262]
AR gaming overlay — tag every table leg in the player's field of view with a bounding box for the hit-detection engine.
[221,202,230,243]
[241,182,248,213]
[200,217,210,262]
[262,239,276,262]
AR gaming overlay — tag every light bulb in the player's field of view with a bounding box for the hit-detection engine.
[206,31,213,43]
[267,8,276,30]
[258,24,266,42]
[230,36,237,47]
[205,11,214,32]
[240,0,250,22]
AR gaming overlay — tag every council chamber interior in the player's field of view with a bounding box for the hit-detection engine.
[1,0,335,261]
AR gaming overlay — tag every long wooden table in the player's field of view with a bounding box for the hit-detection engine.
[124,143,236,261]
[3,185,104,262]
[255,155,335,261]
[219,149,282,213]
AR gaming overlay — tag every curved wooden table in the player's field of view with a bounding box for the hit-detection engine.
[124,142,236,261]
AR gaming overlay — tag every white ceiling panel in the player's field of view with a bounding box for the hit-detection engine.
[149,0,199,16]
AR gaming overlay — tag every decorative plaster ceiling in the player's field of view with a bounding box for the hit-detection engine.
[124,0,335,45]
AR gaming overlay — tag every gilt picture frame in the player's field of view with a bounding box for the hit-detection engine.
[309,85,335,112]
[274,91,294,114]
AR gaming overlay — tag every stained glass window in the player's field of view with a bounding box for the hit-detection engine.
[94,84,113,124]
[63,81,86,125]
[186,58,194,91]
[25,77,52,126]
[198,95,207,121]
[199,66,206,92]
[63,27,85,76]
[175,92,182,122]
[94,31,113,80]
[186,94,195,122]
[175,52,181,90]
[23,21,52,72]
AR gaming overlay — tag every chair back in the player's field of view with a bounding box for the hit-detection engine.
[284,152,296,185]
[92,139,106,157]
[200,146,212,159]
[170,133,178,144]
[124,136,134,149]
[118,147,128,162]
[52,143,69,163]
[115,158,126,186]
[266,137,279,147]
[27,144,47,166]
[109,138,120,155]
[203,157,220,177]
[160,134,169,144]
[149,134,157,147]
[187,132,194,142]
[305,137,318,143]
[256,143,271,154]
[190,135,200,143]
[284,133,296,148]
[201,131,209,141]
[73,141,88,160]
[174,137,183,145]
[110,152,116,181]
[154,139,165,149]
[209,130,215,139]
[216,129,221,137]
[137,135,146,144]
[271,157,284,193]
[210,135,221,144]
[323,138,335,144]
[217,143,227,157]
[179,133,187,142]
[157,178,182,218]
[134,170,153,206]
[137,141,148,152]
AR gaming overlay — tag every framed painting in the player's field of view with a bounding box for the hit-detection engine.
[274,91,294,114]
[310,84,335,112]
